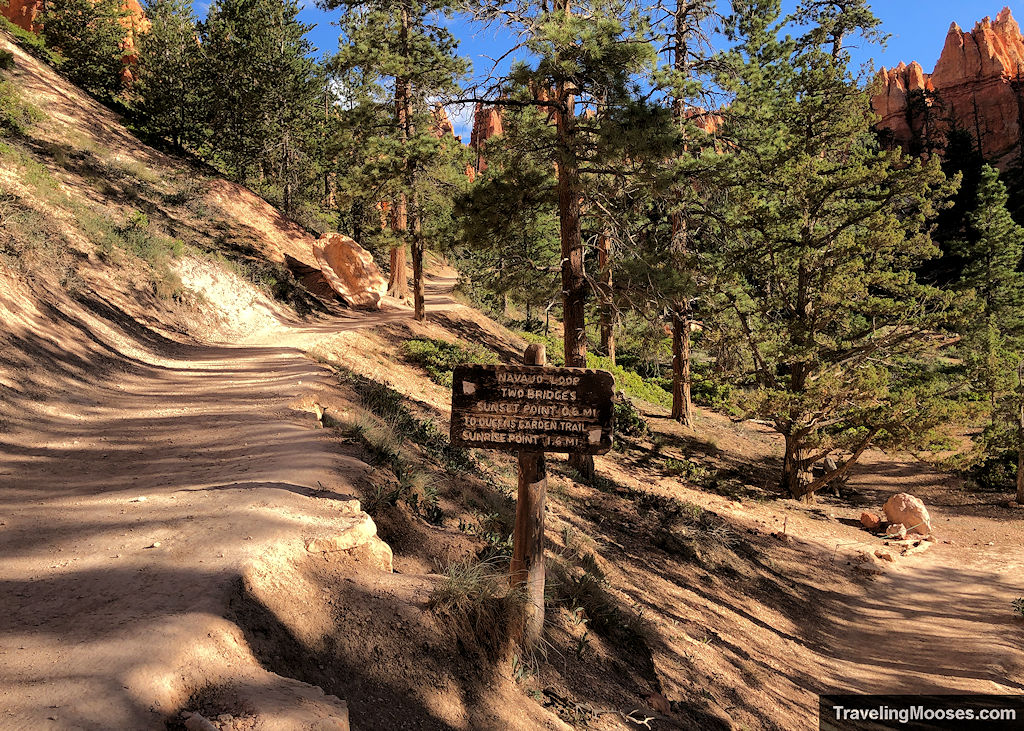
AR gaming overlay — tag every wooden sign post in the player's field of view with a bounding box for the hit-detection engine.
[450,343,614,645]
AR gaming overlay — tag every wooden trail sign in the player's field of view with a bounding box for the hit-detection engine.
[450,343,615,645]
[449,362,614,455]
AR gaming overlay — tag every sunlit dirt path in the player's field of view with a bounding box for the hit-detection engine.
[0,272,428,728]
[821,451,1024,696]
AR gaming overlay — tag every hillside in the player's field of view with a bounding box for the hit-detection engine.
[2,26,1024,731]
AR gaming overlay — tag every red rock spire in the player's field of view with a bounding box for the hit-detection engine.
[871,6,1024,165]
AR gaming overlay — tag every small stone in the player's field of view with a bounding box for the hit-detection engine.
[184,713,219,731]
[217,714,234,723]
[146,542,161,549]
[860,512,881,530]
[874,549,896,562]
[885,523,907,540]
[902,541,931,557]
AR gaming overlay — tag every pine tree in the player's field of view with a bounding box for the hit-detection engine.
[953,165,1024,504]
[134,0,202,148]
[469,0,676,477]
[651,0,719,426]
[327,0,467,318]
[199,0,323,217]
[41,0,129,103]
[456,100,561,323]
[700,0,957,500]
[954,165,1024,417]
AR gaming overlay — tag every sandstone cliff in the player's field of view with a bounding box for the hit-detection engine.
[872,7,1024,165]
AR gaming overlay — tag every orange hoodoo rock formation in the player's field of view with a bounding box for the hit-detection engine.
[872,7,1024,164]
[470,103,504,173]
[430,104,457,139]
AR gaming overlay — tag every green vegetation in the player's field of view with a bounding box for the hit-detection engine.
[402,338,498,388]
[613,399,648,438]
[429,558,515,613]
[1014,598,1024,618]
[133,0,202,149]
[41,0,130,103]
[0,17,59,65]
[315,365,478,521]
[587,353,672,408]
[0,78,43,136]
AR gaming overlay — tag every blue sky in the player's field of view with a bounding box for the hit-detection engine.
[191,1,1023,141]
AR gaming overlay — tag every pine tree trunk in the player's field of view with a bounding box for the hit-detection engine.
[669,211,693,426]
[1018,369,1024,505]
[597,231,615,365]
[412,191,425,321]
[388,1,413,301]
[388,197,410,300]
[282,132,292,216]
[556,109,586,369]
[554,50,593,480]
[670,9,695,430]
[782,434,810,500]
[671,307,693,427]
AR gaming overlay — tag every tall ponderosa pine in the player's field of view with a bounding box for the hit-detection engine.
[200,0,324,216]
[654,0,718,426]
[41,0,129,102]
[134,0,202,148]
[953,165,1024,504]
[700,0,956,500]
[471,0,675,476]
[327,0,466,318]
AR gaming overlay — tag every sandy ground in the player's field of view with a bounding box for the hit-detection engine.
[826,451,1024,696]
[3,259,1023,729]
[0,269,386,729]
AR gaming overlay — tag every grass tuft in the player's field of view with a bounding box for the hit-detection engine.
[0,81,44,137]
[429,558,527,659]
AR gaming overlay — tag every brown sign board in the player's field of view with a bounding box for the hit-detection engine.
[450,364,615,454]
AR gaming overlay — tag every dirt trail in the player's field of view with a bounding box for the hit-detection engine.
[0,279,388,729]
[245,270,461,347]
[820,451,1024,696]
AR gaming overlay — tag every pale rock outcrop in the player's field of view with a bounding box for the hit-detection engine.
[312,232,388,310]
[883,493,932,536]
